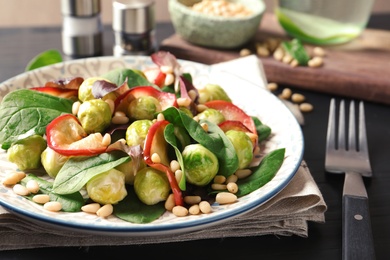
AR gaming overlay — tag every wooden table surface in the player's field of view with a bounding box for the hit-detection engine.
[0,14,389,260]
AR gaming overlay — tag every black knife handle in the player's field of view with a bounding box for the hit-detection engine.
[342,195,376,260]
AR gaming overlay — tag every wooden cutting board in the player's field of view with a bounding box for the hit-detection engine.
[160,13,390,105]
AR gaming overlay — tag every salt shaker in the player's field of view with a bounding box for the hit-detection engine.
[112,0,156,56]
[61,0,103,58]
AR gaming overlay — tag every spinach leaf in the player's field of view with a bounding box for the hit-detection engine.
[252,116,272,142]
[52,151,130,194]
[21,174,84,212]
[113,187,165,224]
[162,107,239,177]
[0,89,73,149]
[164,123,186,190]
[100,68,159,90]
[25,49,63,71]
[236,148,285,197]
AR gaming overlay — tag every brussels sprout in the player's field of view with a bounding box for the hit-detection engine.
[128,96,161,120]
[225,130,253,169]
[77,99,112,134]
[197,108,225,125]
[179,107,193,118]
[115,159,146,185]
[182,144,219,186]
[125,119,153,147]
[41,147,69,178]
[7,135,46,171]
[78,77,110,102]
[86,168,127,205]
[197,84,232,104]
[134,167,170,205]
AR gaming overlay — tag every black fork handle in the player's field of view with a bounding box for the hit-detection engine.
[342,196,376,260]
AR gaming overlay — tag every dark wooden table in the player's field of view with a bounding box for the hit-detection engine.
[0,14,389,260]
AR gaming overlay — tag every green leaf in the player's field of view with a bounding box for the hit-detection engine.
[161,107,239,177]
[236,148,285,197]
[100,68,159,90]
[252,116,271,142]
[21,174,85,212]
[0,89,73,149]
[25,49,63,71]
[113,187,166,224]
[282,39,310,66]
[52,151,130,194]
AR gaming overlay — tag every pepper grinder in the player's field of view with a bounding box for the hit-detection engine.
[61,0,103,58]
[112,0,156,56]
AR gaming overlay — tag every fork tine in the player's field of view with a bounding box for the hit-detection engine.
[348,101,356,151]
[326,98,336,151]
[338,100,346,150]
[359,101,369,154]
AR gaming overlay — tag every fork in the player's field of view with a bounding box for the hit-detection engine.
[325,99,376,260]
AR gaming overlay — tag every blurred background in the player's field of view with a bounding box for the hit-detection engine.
[0,0,389,27]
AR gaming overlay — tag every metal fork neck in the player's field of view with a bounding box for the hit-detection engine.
[343,172,368,198]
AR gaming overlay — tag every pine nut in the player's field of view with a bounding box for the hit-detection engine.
[160,65,173,74]
[164,73,175,86]
[157,113,165,121]
[172,205,189,217]
[101,133,111,146]
[280,88,292,99]
[184,195,201,205]
[13,184,29,196]
[177,97,192,107]
[44,201,62,212]
[105,99,115,115]
[32,194,50,204]
[201,122,208,132]
[188,90,197,101]
[239,48,251,57]
[282,54,293,64]
[151,153,161,163]
[226,174,238,183]
[216,192,237,204]
[256,44,270,57]
[308,56,324,68]
[199,201,212,214]
[175,169,183,184]
[72,101,81,115]
[227,182,239,194]
[170,160,181,173]
[235,169,252,179]
[273,47,284,61]
[290,59,299,67]
[313,46,326,57]
[165,194,175,211]
[96,204,113,218]
[2,171,26,186]
[299,103,314,112]
[213,175,226,184]
[196,104,208,112]
[266,82,278,92]
[291,93,306,103]
[26,180,40,194]
[188,204,201,215]
[111,114,129,125]
[81,203,101,214]
[211,183,227,191]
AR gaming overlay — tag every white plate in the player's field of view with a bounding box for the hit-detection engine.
[0,56,304,236]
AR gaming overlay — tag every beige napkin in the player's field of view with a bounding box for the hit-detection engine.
[0,160,327,251]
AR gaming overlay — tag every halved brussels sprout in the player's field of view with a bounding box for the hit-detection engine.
[77,99,112,134]
[41,147,69,178]
[134,167,170,205]
[182,144,219,186]
[196,108,225,125]
[128,96,161,120]
[197,83,232,104]
[86,168,127,205]
[225,130,253,169]
[125,119,153,147]
[115,159,146,185]
[78,77,109,102]
[7,135,46,171]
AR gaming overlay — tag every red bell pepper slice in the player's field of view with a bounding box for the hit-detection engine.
[204,100,257,135]
[143,120,184,206]
[143,67,166,88]
[114,86,178,115]
[30,86,78,99]
[46,114,108,156]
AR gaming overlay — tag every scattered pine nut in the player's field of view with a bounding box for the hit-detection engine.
[184,195,201,205]
[13,184,30,196]
[102,133,111,146]
[44,201,62,212]
[164,73,175,86]
[227,182,239,194]
[151,153,161,163]
[308,56,324,68]
[199,201,212,214]
[170,160,181,172]
[2,171,26,186]
[213,175,226,184]
[157,113,165,121]
[239,48,251,57]
[299,102,314,112]
[216,192,237,204]
[81,203,101,214]
[226,174,238,184]
[267,82,278,91]
[291,93,305,103]
[235,169,252,179]
[32,194,50,204]
[96,204,113,218]
[165,194,175,211]
[188,204,201,215]
[172,205,189,217]
[313,46,326,57]
[72,101,81,115]
[26,180,40,194]
[211,183,227,191]
[177,97,192,107]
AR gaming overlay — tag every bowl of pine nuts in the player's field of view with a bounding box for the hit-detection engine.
[168,0,265,49]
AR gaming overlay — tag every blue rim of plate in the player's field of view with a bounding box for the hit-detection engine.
[0,56,304,236]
